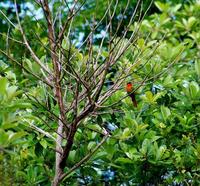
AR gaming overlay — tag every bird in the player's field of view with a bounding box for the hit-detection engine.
[126,82,137,107]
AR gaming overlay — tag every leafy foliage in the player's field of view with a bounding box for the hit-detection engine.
[0,1,200,186]
[65,1,200,185]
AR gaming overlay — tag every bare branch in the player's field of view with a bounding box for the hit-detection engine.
[14,0,52,76]
[0,9,17,28]
[0,48,53,87]
[57,0,85,44]
[59,134,109,182]
[41,0,67,129]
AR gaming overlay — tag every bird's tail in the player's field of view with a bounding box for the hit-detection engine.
[130,93,137,107]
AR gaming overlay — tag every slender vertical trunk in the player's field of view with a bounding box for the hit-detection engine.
[52,175,61,186]
[52,119,63,186]
[41,2,67,185]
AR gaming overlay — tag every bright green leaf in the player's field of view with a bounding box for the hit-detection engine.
[195,60,200,77]
[87,141,96,151]
[40,139,47,149]
[0,77,8,94]
[189,81,199,99]
[161,105,171,121]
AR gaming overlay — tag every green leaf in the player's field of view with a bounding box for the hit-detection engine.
[0,129,9,146]
[155,1,167,12]
[156,144,168,161]
[140,139,151,156]
[24,58,33,71]
[189,81,199,99]
[68,150,76,162]
[172,4,182,12]
[61,36,69,50]
[40,139,47,149]
[153,92,165,102]
[77,52,83,61]
[7,86,22,100]
[115,157,133,164]
[125,148,138,160]
[120,128,131,140]
[141,91,157,104]
[137,38,145,50]
[0,77,8,94]
[161,105,171,121]
[195,60,200,77]
[1,123,18,130]
[9,102,32,110]
[92,151,107,160]
[87,124,102,133]
[150,135,161,143]
[187,17,196,29]
[9,131,27,144]
[146,91,153,100]
[87,141,96,151]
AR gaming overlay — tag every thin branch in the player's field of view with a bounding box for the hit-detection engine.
[60,134,109,182]
[22,118,63,152]
[57,0,85,44]
[64,0,114,64]
[0,9,17,28]
[14,0,52,76]
[0,48,53,87]
[41,0,67,129]
[98,46,184,108]
[0,32,25,45]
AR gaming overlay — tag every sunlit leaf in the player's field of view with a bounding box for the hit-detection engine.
[0,77,8,94]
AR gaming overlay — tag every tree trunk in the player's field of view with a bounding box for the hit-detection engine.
[52,170,62,186]
[52,119,64,186]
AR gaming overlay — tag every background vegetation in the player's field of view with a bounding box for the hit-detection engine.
[0,0,200,185]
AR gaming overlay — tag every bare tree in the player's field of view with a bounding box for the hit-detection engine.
[0,0,183,185]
